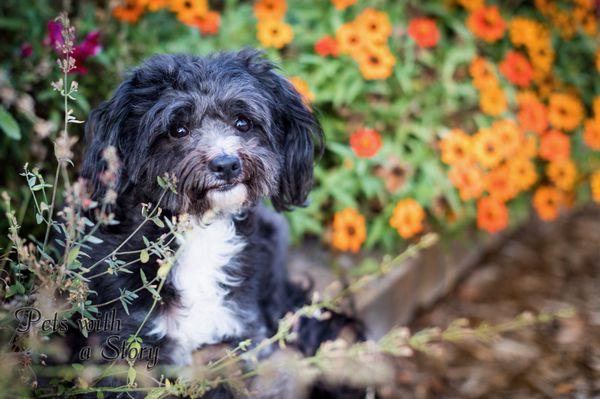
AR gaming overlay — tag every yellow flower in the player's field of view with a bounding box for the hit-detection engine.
[473,127,504,169]
[336,22,363,57]
[331,0,357,10]
[457,0,484,11]
[389,199,426,239]
[355,8,393,44]
[507,157,537,191]
[547,159,577,191]
[439,128,473,165]
[257,19,293,49]
[170,0,208,24]
[548,93,584,131]
[355,44,396,80]
[288,77,315,105]
[591,170,600,203]
[509,17,539,48]
[491,119,522,159]
[479,85,507,116]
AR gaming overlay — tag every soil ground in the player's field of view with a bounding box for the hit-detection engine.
[387,206,600,398]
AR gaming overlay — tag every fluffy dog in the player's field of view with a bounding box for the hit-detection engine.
[75,50,360,397]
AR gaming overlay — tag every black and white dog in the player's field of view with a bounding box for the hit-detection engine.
[76,49,359,395]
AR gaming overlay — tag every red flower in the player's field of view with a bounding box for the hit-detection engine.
[407,18,440,48]
[350,128,382,158]
[45,20,101,74]
[315,36,339,57]
[499,51,533,87]
[186,10,221,36]
[467,6,506,43]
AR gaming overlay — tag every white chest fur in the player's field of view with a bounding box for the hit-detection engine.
[150,218,246,365]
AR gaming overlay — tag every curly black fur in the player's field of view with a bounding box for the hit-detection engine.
[67,50,363,398]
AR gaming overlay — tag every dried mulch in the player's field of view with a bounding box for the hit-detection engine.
[388,206,600,398]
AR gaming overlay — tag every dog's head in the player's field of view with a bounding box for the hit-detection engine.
[81,50,323,216]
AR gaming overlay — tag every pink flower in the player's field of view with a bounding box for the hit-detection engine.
[20,43,33,58]
[44,20,102,74]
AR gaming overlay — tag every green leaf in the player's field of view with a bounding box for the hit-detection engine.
[67,246,81,265]
[152,217,165,228]
[0,105,20,140]
[140,250,150,264]
[127,366,137,386]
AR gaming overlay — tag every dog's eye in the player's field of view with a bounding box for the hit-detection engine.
[169,125,189,138]
[234,116,252,132]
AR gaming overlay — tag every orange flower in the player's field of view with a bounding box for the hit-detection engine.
[467,6,506,43]
[583,118,600,150]
[407,18,440,48]
[473,127,504,169]
[528,41,554,77]
[547,159,577,191]
[113,0,145,23]
[331,0,357,10]
[499,51,533,87]
[507,157,537,191]
[253,0,287,20]
[355,8,393,44]
[593,96,600,117]
[533,186,564,221]
[492,119,522,158]
[509,17,540,47]
[591,170,600,202]
[539,130,571,162]
[257,19,293,49]
[548,93,584,131]
[336,23,363,57]
[389,198,426,239]
[171,0,208,24]
[457,0,484,11]
[331,208,366,253]
[356,44,396,80]
[518,99,548,134]
[188,10,220,35]
[469,56,497,90]
[289,76,315,105]
[515,90,539,105]
[477,196,509,233]
[516,133,538,159]
[448,162,485,200]
[315,36,339,57]
[146,0,169,12]
[479,85,507,116]
[439,129,472,165]
[350,128,382,158]
[486,165,519,202]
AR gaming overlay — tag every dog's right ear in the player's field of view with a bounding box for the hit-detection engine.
[81,80,132,200]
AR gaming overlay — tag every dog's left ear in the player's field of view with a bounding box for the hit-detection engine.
[240,50,324,212]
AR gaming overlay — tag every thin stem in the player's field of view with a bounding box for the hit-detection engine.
[42,163,61,250]
[86,190,168,271]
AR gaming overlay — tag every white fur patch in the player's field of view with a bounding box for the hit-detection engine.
[150,218,246,365]
[206,184,247,215]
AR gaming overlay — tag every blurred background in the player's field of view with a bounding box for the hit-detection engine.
[0,0,599,397]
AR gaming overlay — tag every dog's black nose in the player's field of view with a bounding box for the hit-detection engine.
[209,155,242,181]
